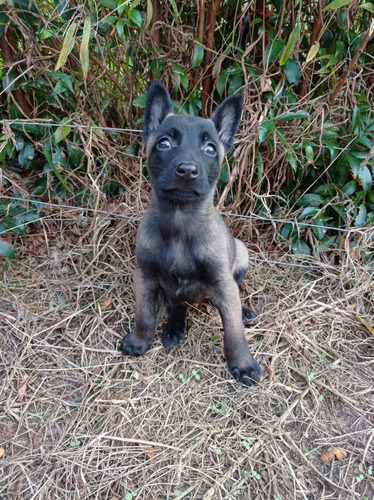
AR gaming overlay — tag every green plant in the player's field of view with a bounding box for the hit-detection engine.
[1,0,373,260]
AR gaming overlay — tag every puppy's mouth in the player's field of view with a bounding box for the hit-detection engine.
[162,188,202,202]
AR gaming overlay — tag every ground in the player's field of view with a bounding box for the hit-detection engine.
[0,209,373,500]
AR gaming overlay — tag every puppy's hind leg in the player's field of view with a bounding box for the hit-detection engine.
[232,239,256,324]
[162,303,188,348]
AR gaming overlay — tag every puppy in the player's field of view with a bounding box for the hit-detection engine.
[120,81,261,386]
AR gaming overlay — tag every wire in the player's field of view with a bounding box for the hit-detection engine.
[222,212,355,233]
[0,120,360,150]
[1,196,370,271]
[0,196,367,233]
[0,196,141,221]
[247,256,336,270]
[1,120,143,134]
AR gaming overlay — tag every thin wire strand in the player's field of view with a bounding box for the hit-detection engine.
[2,118,365,155]
[0,120,359,151]
[1,120,142,134]
[247,256,336,270]
[2,195,371,271]
[0,196,141,221]
[0,196,367,233]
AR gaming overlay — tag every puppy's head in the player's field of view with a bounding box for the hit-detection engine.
[143,81,243,203]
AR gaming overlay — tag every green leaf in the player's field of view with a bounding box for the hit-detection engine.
[286,151,297,173]
[332,205,347,221]
[150,59,165,79]
[341,180,357,196]
[54,118,71,144]
[351,105,360,131]
[299,207,319,218]
[284,59,300,85]
[52,73,75,95]
[133,93,147,108]
[281,222,293,239]
[228,73,242,95]
[320,236,336,251]
[191,42,204,68]
[306,41,320,63]
[357,166,372,194]
[101,0,117,8]
[312,216,328,240]
[323,139,339,161]
[80,16,91,80]
[116,18,124,38]
[128,9,143,27]
[256,151,264,183]
[100,16,118,24]
[0,241,15,259]
[69,440,81,447]
[15,211,39,225]
[55,0,69,19]
[323,0,354,10]
[291,238,311,255]
[264,40,285,65]
[14,135,24,152]
[296,193,324,206]
[3,216,26,235]
[355,203,367,227]
[55,22,77,71]
[0,12,8,37]
[218,163,228,187]
[258,120,275,143]
[360,2,374,13]
[279,22,300,66]
[216,71,227,97]
[43,149,72,194]
[18,144,35,166]
[304,145,314,162]
[52,147,66,167]
[145,0,153,29]
[346,153,361,177]
[277,110,310,121]
[167,0,179,21]
[39,29,55,40]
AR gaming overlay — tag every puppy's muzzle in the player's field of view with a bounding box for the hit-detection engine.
[176,162,199,181]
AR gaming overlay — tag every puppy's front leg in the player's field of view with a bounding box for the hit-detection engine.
[212,280,261,386]
[120,267,159,357]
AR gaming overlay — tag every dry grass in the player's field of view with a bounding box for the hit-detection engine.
[1,204,374,500]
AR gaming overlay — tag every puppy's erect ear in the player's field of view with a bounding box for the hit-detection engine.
[211,94,243,153]
[143,81,173,143]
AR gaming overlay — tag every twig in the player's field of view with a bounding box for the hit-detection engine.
[328,20,374,105]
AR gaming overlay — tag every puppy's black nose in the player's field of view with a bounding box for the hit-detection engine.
[176,163,199,180]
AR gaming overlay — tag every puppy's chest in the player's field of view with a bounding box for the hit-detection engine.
[156,240,212,300]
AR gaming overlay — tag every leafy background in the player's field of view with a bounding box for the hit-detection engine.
[1,0,374,259]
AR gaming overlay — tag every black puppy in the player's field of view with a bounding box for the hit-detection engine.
[120,81,261,386]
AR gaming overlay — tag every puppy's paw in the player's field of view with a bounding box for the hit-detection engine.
[161,323,185,349]
[242,307,256,324]
[120,333,150,357]
[229,360,261,387]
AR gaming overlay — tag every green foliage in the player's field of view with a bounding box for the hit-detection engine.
[0,0,373,258]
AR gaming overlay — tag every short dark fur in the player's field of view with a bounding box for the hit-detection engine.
[120,81,261,386]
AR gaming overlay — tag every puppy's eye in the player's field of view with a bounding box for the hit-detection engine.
[204,143,216,156]
[157,138,172,149]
